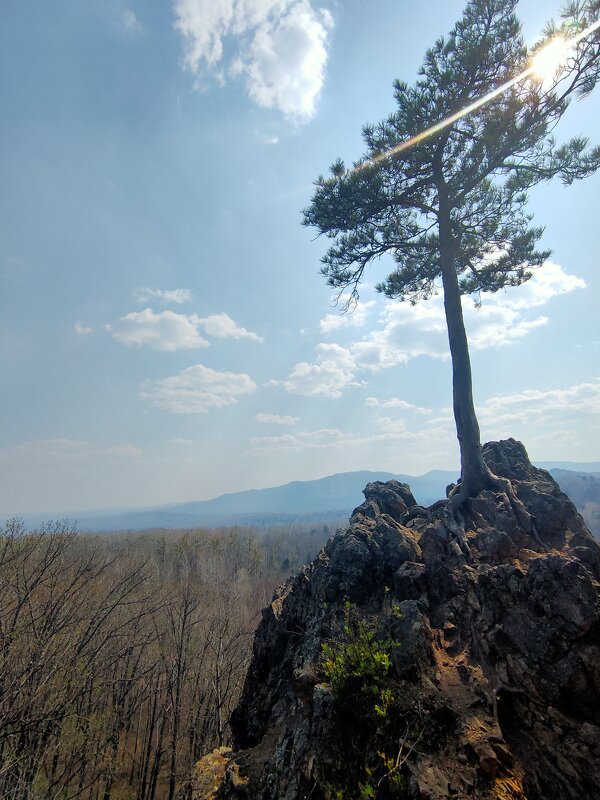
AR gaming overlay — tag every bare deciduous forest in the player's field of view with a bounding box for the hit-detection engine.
[0,519,335,800]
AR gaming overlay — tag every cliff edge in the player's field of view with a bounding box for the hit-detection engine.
[194,439,600,800]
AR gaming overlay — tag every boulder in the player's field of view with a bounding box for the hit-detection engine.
[206,440,600,800]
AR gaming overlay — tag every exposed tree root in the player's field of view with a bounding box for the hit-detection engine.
[405,499,447,523]
[408,465,547,553]
[445,469,547,550]
[441,505,472,559]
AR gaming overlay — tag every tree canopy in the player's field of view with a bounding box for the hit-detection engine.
[304,0,600,501]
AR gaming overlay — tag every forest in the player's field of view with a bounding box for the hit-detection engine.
[0,519,336,800]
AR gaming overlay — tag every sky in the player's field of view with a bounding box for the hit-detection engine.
[1,0,599,515]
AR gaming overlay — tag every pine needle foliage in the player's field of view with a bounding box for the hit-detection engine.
[304,0,600,498]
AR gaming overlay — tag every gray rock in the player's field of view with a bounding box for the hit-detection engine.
[200,440,600,800]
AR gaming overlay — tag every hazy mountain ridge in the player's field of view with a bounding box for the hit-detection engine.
[17,470,454,532]
[550,468,600,537]
[11,461,600,533]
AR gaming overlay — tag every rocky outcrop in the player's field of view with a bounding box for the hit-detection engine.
[194,440,600,800]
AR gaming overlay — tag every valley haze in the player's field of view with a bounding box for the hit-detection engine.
[13,461,600,532]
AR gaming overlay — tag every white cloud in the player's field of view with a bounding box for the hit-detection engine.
[284,342,360,397]
[357,286,550,369]
[255,412,299,425]
[75,322,93,335]
[287,262,585,398]
[197,312,263,342]
[376,416,407,435]
[107,309,210,351]
[500,262,586,309]
[121,9,142,33]
[169,437,194,445]
[366,396,434,416]
[372,261,582,364]
[173,0,333,121]
[107,308,261,350]
[319,299,376,333]
[477,380,600,427]
[241,1,332,120]
[366,397,414,411]
[133,287,192,304]
[142,363,256,414]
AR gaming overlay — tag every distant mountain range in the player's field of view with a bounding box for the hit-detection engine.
[549,468,600,537]
[11,459,600,533]
[536,460,600,473]
[18,469,455,532]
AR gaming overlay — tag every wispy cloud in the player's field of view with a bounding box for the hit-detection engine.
[250,427,343,447]
[75,322,93,335]
[473,379,600,456]
[142,363,256,414]
[366,396,433,415]
[4,439,142,461]
[249,425,448,453]
[197,312,263,342]
[255,412,299,425]
[286,262,585,397]
[477,380,600,427]
[319,298,376,333]
[375,417,408,434]
[132,287,192,304]
[173,0,333,121]
[366,397,413,411]
[121,9,142,33]
[252,379,600,458]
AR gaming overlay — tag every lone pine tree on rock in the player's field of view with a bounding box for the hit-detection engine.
[304,0,600,503]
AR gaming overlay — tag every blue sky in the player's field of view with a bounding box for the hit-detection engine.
[1,0,599,514]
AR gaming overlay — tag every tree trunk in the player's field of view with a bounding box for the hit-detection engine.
[438,184,492,497]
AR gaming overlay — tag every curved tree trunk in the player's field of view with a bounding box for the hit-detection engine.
[438,185,492,497]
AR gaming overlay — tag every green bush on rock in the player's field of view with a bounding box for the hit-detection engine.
[319,602,409,799]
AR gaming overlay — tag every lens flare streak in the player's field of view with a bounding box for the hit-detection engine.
[357,17,600,171]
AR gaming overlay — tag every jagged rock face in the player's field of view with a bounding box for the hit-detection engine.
[198,440,600,800]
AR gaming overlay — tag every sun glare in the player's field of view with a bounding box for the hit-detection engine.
[531,37,572,80]
[352,17,600,172]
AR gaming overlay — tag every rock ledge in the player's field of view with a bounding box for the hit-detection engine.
[193,440,600,800]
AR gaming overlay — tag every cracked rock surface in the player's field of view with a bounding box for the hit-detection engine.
[192,440,600,800]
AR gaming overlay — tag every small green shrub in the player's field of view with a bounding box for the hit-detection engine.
[319,603,408,799]
[321,608,395,702]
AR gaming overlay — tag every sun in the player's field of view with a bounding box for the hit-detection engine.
[531,37,573,81]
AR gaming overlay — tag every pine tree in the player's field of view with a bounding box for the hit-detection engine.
[304,0,600,502]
